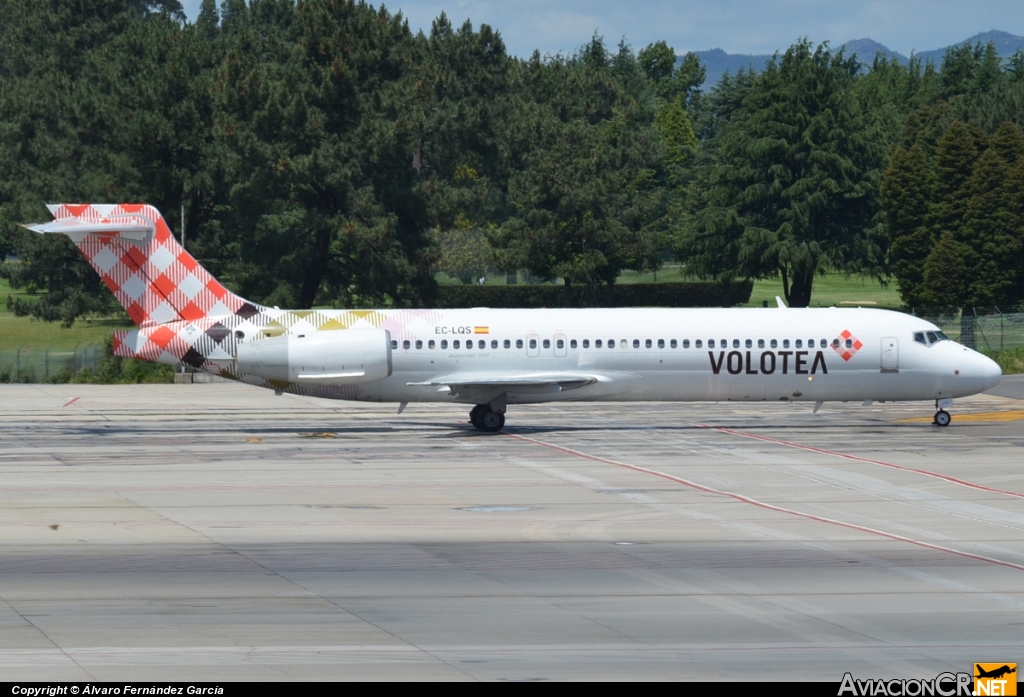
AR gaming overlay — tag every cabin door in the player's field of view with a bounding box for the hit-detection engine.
[881,337,899,373]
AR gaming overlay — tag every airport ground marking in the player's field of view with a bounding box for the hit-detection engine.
[505,432,1024,573]
[701,425,1024,501]
[896,409,1024,424]
[62,397,79,408]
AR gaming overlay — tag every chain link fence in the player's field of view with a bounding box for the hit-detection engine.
[911,307,1024,353]
[0,344,105,382]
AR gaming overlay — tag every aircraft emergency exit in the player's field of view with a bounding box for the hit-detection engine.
[25,204,1002,431]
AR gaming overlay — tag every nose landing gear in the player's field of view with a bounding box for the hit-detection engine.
[933,399,952,427]
[469,404,505,432]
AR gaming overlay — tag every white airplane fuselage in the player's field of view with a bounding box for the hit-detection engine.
[229,306,1000,408]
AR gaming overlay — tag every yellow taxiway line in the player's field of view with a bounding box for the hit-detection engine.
[896,409,1024,423]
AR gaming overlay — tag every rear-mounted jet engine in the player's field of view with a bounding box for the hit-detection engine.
[235,328,392,385]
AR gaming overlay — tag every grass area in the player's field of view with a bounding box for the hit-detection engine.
[746,274,901,308]
[0,276,130,351]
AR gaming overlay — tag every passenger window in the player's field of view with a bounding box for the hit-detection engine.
[757,339,764,348]
[680,339,687,348]
[845,339,853,348]
[516,339,523,349]
[733,339,740,348]
[644,339,651,348]
[595,339,602,348]
[708,339,715,349]
[582,339,590,348]
[770,339,777,348]
[428,340,435,349]
[720,339,727,347]
[832,338,840,348]
[632,339,640,348]
[453,340,460,349]
[658,339,665,348]
[543,339,550,349]
[391,340,398,349]
[795,339,803,348]
[783,339,790,349]
[504,339,511,349]
[441,340,448,349]
[609,339,617,348]
[695,339,702,348]
[415,340,422,349]
[808,339,814,347]
[529,339,537,349]
[745,339,752,348]
[490,340,497,349]
[820,339,827,348]
[570,339,577,349]
[556,339,564,349]
[403,340,411,349]
[621,339,627,348]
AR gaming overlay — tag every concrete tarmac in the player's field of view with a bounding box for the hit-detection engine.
[1,382,1023,681]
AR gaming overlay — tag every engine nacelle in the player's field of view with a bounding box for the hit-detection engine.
[236,328,392,385]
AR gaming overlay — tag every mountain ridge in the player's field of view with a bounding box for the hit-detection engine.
[692,30,1024,89]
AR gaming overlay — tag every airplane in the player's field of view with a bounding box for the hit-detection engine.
[25,203,1002,431]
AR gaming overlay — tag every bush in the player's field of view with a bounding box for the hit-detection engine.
[433,281,753,308]
[988,347,1024,375]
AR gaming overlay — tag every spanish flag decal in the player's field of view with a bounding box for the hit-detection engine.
[474,326,489,334]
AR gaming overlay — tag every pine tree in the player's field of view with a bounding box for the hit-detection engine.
[919,231,969,313]
[881,143,935,306]
[959,122,1024,307]
[929,120,987,240]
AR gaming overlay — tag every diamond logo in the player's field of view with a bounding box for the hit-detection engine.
[833,329,863,362]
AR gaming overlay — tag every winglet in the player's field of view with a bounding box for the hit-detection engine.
[776,296,787,308]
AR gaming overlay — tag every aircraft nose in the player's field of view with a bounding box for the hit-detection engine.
[977,352,1002,391]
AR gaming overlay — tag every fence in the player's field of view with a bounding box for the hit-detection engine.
[0,344,105,382]
[912,307,1024,353]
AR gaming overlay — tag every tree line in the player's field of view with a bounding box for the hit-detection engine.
[2,0,1024,326]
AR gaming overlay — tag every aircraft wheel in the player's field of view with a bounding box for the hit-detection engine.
[469,405,485,427]
[934,409,951,427]
[478,409,505,433]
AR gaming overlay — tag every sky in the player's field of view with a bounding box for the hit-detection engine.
[180,0,1023,58]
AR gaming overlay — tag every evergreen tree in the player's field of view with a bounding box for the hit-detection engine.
[881,143,935,306]
[958,122,1024,307]
[681,40,883,307]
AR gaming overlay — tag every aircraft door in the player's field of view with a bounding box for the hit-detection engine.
[881,337,899,373]
[527,333,540,358]
[553,333,567,358]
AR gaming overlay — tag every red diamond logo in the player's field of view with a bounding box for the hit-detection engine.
[833,329,863,362]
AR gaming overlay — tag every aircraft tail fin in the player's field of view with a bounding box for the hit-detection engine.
[25,204,262,326]
[25,204,265,369]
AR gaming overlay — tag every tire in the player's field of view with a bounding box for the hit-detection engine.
[469,405,484,427]
[934,410,951,427]
[479,409,505,432]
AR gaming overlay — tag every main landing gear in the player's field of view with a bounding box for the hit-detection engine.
[469,404,505,432]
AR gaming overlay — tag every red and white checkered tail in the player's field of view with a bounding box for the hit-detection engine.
[25,204,265,367]
[27,204,262,325]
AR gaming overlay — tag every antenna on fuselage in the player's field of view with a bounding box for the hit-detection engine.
[776,296,787,308]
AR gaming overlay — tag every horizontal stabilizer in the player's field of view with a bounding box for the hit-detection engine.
[23,216,154,243]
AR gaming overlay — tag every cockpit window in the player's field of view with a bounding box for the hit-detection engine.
[915,330,949,347]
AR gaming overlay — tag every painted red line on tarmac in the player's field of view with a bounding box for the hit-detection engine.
[506,432,1024,573]
[62,397,80,408]
[702,425,1024,500]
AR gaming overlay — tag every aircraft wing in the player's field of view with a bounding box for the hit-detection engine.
[407,371,604,397]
